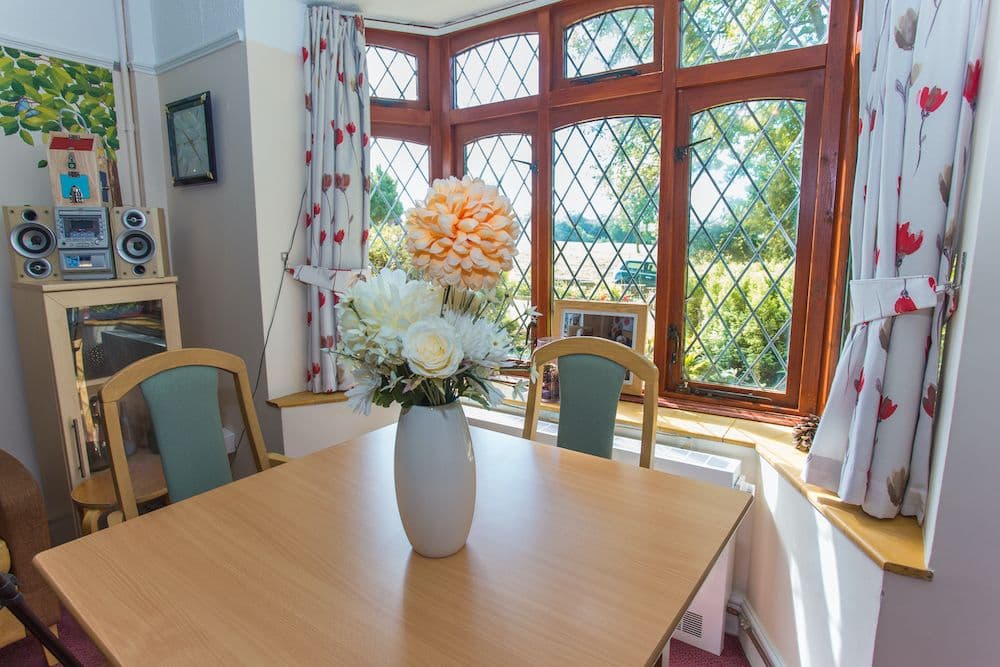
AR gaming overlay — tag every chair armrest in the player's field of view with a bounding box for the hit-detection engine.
[267,452,292,467]
[0,539,9,573]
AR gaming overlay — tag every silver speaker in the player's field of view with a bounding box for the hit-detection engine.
[110,207,168,278]
[4,205,61,283]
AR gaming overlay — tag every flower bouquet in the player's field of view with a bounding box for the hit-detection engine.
[335,175,520,557]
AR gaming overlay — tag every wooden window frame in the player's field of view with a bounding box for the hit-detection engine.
[552,0,664,89]
[666,70,825,412]
[365,0,859,421]
[366,30,429,112]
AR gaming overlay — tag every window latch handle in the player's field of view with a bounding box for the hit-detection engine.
[674,137,712,162]
[668,324,680,365]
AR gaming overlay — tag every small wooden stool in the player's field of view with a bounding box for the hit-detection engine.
[71,451,168,534]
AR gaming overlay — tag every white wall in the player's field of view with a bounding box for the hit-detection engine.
[746,459,884,667]
[243,36,308,399]
[871,2,1000,663]
[147,0,244,67]
[0,1,119,64]
[154,40,284,459]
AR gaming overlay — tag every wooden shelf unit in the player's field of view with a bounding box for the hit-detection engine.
[11,276,181,544]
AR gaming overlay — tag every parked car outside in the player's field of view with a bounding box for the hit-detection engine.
[613,260,656,286]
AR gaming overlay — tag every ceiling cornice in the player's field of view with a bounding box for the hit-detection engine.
[364,0,560,36]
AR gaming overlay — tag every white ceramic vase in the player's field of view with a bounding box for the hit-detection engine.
[394,402,476,558]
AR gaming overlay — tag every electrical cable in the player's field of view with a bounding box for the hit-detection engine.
[230,190,306,468]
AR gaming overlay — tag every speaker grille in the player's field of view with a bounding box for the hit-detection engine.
[23,258,52,279]
[116,230,155,264]
[10,222,56,258]
[121,208,147,229]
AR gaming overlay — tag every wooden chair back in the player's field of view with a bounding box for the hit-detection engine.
[99,348,270,521]
[522,337,659,468]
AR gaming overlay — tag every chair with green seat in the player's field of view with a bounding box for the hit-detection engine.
[522,336,659,468]
[99,348,288,521]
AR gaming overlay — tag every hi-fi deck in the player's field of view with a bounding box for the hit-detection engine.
[54,207,115,280]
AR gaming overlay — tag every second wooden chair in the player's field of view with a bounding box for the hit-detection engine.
[522,336,659,468]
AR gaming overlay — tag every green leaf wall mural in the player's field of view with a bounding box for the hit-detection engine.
[0,44,118,168]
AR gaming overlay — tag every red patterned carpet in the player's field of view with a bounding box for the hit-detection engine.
[0,609,750,666]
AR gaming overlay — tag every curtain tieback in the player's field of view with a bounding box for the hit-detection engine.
[290,265,369,293]
[848,275,955,327]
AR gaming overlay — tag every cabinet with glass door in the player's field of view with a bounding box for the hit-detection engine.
[11,277,181,543]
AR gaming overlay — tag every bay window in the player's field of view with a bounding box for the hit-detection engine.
[366,0,855,419]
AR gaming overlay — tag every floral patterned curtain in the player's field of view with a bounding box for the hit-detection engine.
[803,0,988,520]
[294,8,371,393]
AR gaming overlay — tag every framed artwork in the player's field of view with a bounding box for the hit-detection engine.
[165,92,217,185]
[551,300,650,395]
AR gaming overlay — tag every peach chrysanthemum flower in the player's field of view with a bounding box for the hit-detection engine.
[404,176,518,291]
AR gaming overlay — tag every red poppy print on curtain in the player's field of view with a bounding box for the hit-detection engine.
[292,7,372,393]
[803,0,990,521]
[916,85,948,169]
[964,60,982,107]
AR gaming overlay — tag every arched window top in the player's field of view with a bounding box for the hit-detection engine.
[564,6,656,79]
[367,45,419,100]
[453,34,539,108]
[680,0,830,67]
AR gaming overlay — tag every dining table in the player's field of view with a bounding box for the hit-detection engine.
[34,424,752,666]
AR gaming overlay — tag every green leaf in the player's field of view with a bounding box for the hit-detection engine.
[0,90,20,102]
[0,105,16,117]
[4,48,21,58]
[18,128,33,145]
[16,58,37,71]
[20,114,43,130]
[0,116,17,135]
[10,79,24,95]
[41,120,60,132]
[36,159,47,168]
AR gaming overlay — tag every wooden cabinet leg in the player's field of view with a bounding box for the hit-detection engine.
[80,509,101,535]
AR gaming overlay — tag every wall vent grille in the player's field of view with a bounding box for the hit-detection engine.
[680,610,703,638]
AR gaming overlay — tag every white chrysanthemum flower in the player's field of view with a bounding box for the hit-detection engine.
[336,269,442,367]
[345,366,380,415]
[444,310,514,369]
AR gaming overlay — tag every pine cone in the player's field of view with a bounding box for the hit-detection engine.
[793,414,820,452]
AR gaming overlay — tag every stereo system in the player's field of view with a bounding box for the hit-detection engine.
[4,204,170,284]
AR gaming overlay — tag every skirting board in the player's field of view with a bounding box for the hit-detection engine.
[730,593,783,667]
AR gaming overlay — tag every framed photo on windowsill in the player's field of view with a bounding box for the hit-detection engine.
[551,300,650,396]
[165,91,217,186]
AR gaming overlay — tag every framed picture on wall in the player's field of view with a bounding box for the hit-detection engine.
[165,91,217,185]
[551,299,650,395]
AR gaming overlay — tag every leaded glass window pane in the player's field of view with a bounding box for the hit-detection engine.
[565,7,656,78]
[680,0,830,67]
[368,138,429,273]
[367,46,418,100]
[453,35,539,108]
[683,99,806,391]
[464,134,534,354]
[552,117,661,319]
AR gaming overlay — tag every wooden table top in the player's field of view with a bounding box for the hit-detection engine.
[36,425,751,666]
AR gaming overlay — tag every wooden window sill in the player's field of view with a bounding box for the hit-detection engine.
[267,389,930,580]
[267,391,348,409]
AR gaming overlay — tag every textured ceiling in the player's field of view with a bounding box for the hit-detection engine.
[359,0,555,30]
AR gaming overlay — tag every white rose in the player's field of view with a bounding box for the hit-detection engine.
[402,318,464,378]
